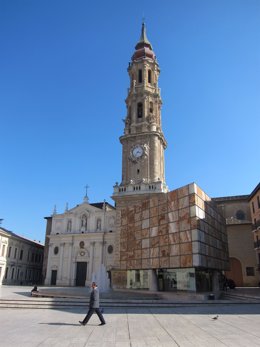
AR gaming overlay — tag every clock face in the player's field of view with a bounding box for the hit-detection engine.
[132,146,143,158]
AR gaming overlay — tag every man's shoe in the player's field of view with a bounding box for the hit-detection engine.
[79,321,86,326]
[99,322,106,325]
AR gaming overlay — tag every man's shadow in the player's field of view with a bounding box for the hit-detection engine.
[39,322,95,326]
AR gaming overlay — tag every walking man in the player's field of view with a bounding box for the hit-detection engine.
[79,282,106,326]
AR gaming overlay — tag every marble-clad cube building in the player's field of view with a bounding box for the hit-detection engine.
[112,183,228,291]
[112,24,229,292]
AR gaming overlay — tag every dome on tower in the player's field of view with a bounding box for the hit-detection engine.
[132,23,155,61]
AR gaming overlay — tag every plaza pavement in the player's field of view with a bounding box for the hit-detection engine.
[1,286,260,347]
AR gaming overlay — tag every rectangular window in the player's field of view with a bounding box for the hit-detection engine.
[5,267,8,279]
[16,268,20,279]
[19,250,23,260]
[257,196,260,209]
[138,69,142,83]
[11,268,15,279]
[246,267,255,276]
[1,244,6,257]
[8,246,11,258]
[14,248,17,259]
[252,202,255,214]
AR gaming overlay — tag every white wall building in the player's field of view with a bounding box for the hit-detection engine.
[44,200,116,289]
[0,227,44,285]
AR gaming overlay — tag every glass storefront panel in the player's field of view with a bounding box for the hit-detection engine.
[126,270,149,289]
[157,268,196,291]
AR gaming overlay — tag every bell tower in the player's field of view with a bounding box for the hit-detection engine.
[113,23,168,198]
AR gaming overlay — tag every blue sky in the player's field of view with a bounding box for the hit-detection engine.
[0,0,259,243]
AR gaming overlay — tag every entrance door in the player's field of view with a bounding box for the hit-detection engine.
[51,270,57,285]
[76,262,87,286]
[225,257,243,286]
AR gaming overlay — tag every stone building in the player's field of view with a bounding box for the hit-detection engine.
[213,195,258,287]
[111,23,229,292]
[249,182,260,283]
[0,227,44,285]
[44,199,116,289]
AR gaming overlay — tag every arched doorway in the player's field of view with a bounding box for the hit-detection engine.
[225,257,243,287]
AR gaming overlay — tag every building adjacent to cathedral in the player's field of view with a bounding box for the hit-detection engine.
[0,227,44,285]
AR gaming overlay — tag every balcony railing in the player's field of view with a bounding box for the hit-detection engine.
[254,240,260,249]
[252,219,260,231]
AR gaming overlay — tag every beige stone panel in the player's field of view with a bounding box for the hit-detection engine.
[168,189,178,202]
[150,206,158,217]
[160,257,170,268]
[135,239,142,249]
[120,261,127,269]
[151,236,160,247]
[122,216,128,226]
[134,212,142,222]
[179,207,190,221]
[180,242,192,254]
[170,256,180,267]
[135,259,142,268]
[168,211,179,222]
[179,219,191,232]
[180,254,193,267]
[150,226,158,237]
[142,209,149,219]
[135,230,142,240]
[141,228,149,238]
[159,213,168,225]
[134,249,141,259]
[120,241,127,251]
[170,244,180,256]
[158,193,167,205]
[142,200,149,210]
[150,197,158,208]
[150,247,159,258]
[158,203,167,214]
[160,235,169,246]
[142,238,150,248]
[196,186,206,200]
[195,195,205,210]
[142,219,149,229]
[151,257,159,268]
[190,217,198,229]
[135,204,142,214]
[177,185,189,198]
[142,258,151,269]
[158,224,168,235]
[128,208,135,224]
[168,199,179,212]
[150,215,159,227]
[189,194,196,205]
[180,230,192,243]
[169,221,179,233]
[169,232,180,244]
[160,245,170,257]
[179,196,190,209]
[120,252,127,261]
[142,248,149,259]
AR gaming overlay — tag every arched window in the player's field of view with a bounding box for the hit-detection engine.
[148,69,152,83]
[67,220,72,232]
[81,214,87,231]
[137,103,143,118]
[138,69,142,83]
[96,219,101,231]
[236,210,245,220]
[149,102,153,114]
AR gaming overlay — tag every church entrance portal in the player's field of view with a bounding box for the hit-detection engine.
[51,270,57,285]
[76,262,87,286]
